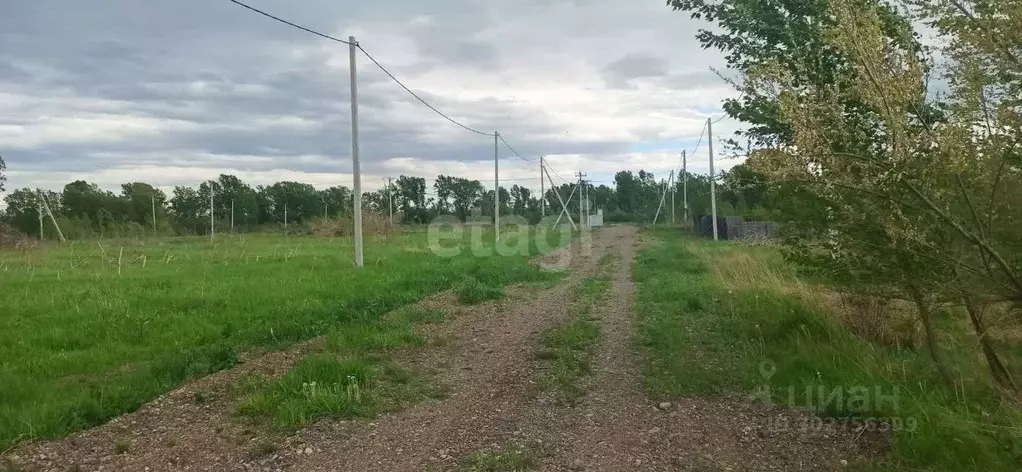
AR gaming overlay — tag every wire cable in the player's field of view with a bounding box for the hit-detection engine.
[686,120,708,159]
[497,134,532,162]
[357,45,492,137]
[546,165,571,184]
[229,1,494,138]
[227,0,353,45]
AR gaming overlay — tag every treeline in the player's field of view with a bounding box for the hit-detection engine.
[0,165,772,239]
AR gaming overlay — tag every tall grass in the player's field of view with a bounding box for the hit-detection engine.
[635,229,1022,471]
[0,229,564,449]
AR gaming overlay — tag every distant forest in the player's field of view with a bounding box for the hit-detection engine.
[0,164,772,239]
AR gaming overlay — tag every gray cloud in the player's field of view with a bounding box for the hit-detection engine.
[0,0,734,194]
[601,53,669,89]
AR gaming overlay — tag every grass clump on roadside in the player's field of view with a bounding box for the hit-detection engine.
[456,277,505,305]
[537,319,600,405]
[235,354,439,429]
[453,443,539,472]
[634,228,1022,472]
[575,275,611,301]
[598,252,618,268]
[535,274,610,405]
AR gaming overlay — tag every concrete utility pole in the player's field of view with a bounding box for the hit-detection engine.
[708,118,718,241]
[583,179,588,228]
[653,171,674,225]
[350,36,364,268]
[494,131,500,241]
[544,166,577,231]
[683,150,689,226]
[540,156,545,218]
[209,181,215,241]
[38,191,65,242]
[38,193,44,241]
[388,177,394,225]
[284,204,288,230]
[584,180,589,228]
[576,171,587,229]
[671,166,676,224]
[231,199,235,233]
[151,195,157,232]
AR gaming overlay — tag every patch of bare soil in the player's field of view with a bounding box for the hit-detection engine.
[4,226,887,472]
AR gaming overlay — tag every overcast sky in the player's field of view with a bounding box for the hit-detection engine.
[0,0,746,198]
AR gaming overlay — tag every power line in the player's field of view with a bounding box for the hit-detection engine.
[229,0,496,138]
[547,166,571,184]
[686,120,709,159]
[357,45,492,137]
[227,0,353,45]
[497,134,533,162]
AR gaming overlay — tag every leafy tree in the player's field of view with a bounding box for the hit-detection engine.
[667,0,921,149]
[588,185,615,212]
[680,0,1021,388]
[260,181,322,224]
[0,153,6,193]
[434,175,484,222]
[61,181,125,234]
[479,186,511,221]
[170,186,204,234]
[362,189,389,215]
[120,182,166,229]
[319,186,352,218]
[214,174,259,228]
[614,171,641,215]
[395,176,428,223]
[2,188,41,236]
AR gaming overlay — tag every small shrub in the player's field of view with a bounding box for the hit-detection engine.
[114,439,131,455]
[193,390,214,404]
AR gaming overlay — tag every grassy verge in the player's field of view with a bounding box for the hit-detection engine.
[0,228,567,449]
[236,304,448,428]
[536,271,612,405]
[634,228,1022,472]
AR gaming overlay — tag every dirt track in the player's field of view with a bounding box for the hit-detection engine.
[5,226,882,471]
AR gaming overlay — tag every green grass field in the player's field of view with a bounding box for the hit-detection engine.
[0,228,567,450]
[635,228,1022,472]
